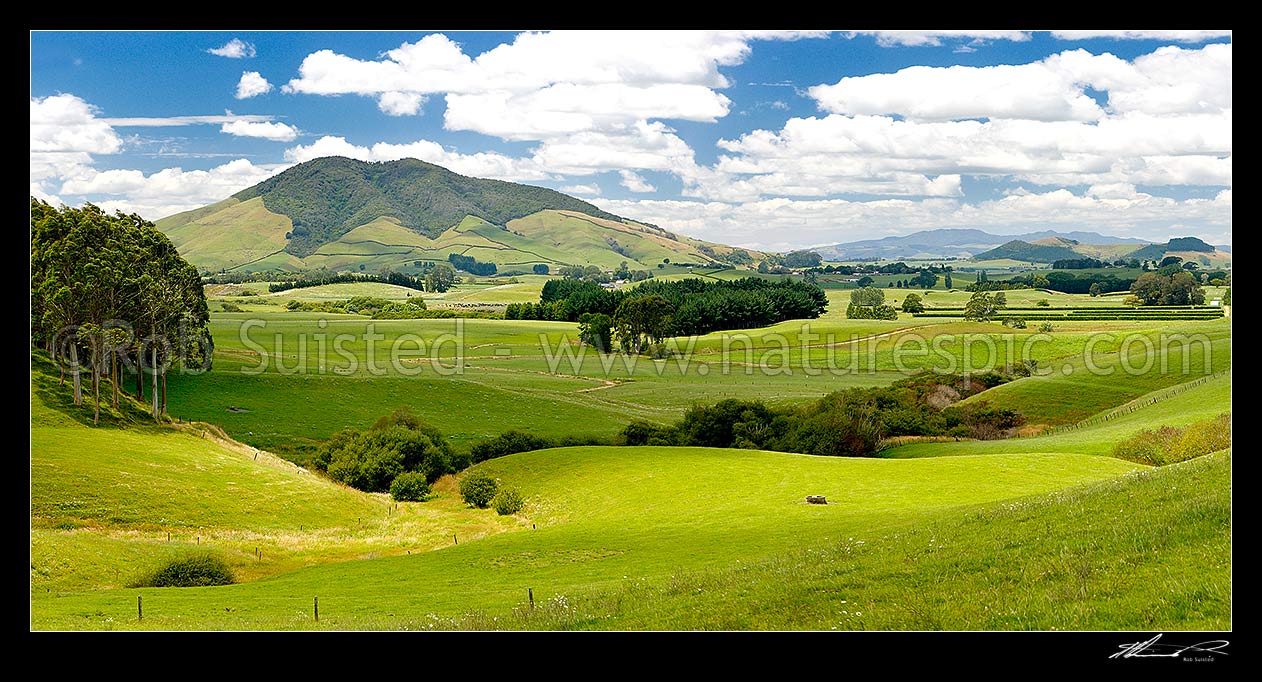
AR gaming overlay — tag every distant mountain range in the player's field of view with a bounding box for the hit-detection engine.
[813,229,1230,266]
[812,229,1152,260]
[156,157,759,274]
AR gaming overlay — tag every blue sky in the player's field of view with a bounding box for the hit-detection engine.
[30,30,1232,249]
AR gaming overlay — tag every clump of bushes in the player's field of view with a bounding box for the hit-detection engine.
[492,488,525,515]
[900,293,925,313]
[471,431,554,463]
[459,473,499,508]
[220,303,243,313]
[847,287,899,320]
[470,431,606,463]
[616,370,1028,456]
[390,472,432,501]
[131,554,235,588]
[1038,322,1055,333]
[313,407,467,493]
[1112,413,1230,465]
[1002,317,1027,329]
[644,342,675,359]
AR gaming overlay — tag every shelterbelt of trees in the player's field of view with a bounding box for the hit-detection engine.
[505,277,829,336]
[30,199,211,423]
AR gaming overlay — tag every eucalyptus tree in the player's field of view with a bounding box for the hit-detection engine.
[30,199,211,421]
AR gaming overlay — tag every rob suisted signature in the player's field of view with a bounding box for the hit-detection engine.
[1111,634,1229,660]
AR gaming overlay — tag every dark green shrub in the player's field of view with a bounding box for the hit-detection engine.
[492,487,525,515]
[132,554,234,588]
[676,399,777,448]
[390,472,432,501]
[220,303,243,312]
[847,302,899,320]
[314,410,457,492]
[618,421,676,447]
[776,400,883,457]
[555,434,607,447]
[471,431,555,463]
[644,342,674,358]
[976,371,1010,388]
[459,473,499,508]
[577,312,614,352]
[900,293,925,313]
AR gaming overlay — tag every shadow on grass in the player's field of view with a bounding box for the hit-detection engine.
[31,350,164,431]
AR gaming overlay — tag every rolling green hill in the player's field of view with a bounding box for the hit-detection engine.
[157,157,757,274]
[29,305,1231,629]
[972,239,1082,263]
[1129,237,1232,267]
[233,157,626,256]
[29,351,523,593]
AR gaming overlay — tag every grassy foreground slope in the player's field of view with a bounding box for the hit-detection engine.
[33,444,1140,629]
[30,354,524,594]
[457,450,1230,630]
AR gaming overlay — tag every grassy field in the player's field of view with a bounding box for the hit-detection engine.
[32,268,1231,631]
[33,365,1229,630]
[30,354,525,594]
[885,370,1231,459]
[951,320,1229,425]
[442,450,1230,630]
[157,289,1232,461]
[32,435,1146,629]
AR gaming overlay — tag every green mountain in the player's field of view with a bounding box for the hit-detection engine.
[972,239,1082,263]
[156,157,757,274]
[1130,236,1219,261]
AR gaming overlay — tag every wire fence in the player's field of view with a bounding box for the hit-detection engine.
[1024,369,1231,438]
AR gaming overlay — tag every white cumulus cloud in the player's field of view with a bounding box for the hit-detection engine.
[378,91,426,116]
[618,170,656,193]
[809,44,1230,122]
[284,135,553,181]
[1051,30,1231,42]
[843,30,1031,47]
[30,94,122,198]
[235,71,273,99]
[208,38,256,59]
[57,158,286,219]
[559,184,601,196]
[31,94,122,154]
[281,31,818,140]
[273,32,840,200]
[220,120,299,141]
[709,108,1230,198]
